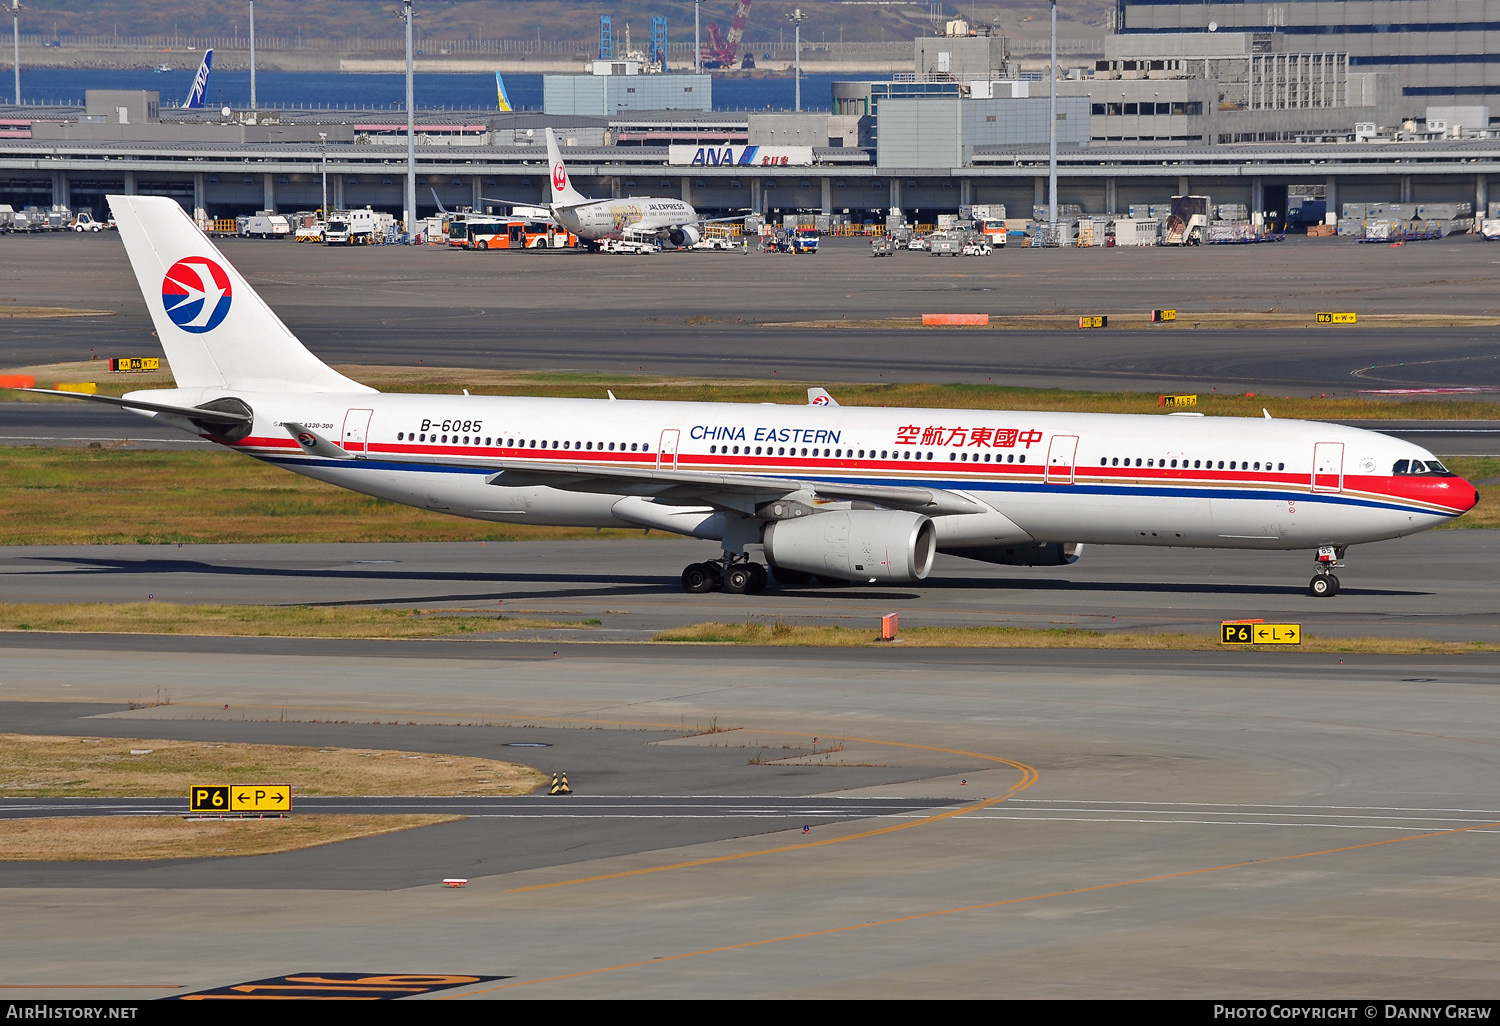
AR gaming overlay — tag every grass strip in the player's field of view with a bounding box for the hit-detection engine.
[652,622,1500,654]
[0,734,549,861]
[8,364,1500,419]
[0,602,601,637]
[771,312,1500,332]
[1,604,1492,654]
[0,815,462,861]
[0,734,550,799]
[0,447,655,544]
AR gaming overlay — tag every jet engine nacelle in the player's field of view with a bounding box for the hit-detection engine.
[666,224,702,249]
[947,541,1084,567]
[763,509,936,582]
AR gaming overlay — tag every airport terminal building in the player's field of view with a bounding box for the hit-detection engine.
[2,7,1499,227]
[1114,0,1500,123]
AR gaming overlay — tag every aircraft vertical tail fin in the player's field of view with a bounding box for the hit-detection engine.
[184,49,213,109]
[545,127,590,207]
[107,195,373,394]
[495,71,512,113]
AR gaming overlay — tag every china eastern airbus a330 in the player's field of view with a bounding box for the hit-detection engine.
[15,195,1478,597]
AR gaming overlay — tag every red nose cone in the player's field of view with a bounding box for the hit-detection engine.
[1446,477,1481,514]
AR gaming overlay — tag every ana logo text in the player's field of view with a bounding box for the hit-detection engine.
[161,257,233,333]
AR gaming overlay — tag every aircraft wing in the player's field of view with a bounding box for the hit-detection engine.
[484,459,982,515]
[479,195,596,214]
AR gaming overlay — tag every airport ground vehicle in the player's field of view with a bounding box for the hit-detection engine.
[16,195,1479,600]
[599,235,658,254]
[783,228,819,254]
[71,212,108,232]
[238,212,291,239]
[324,208,394,245]
[979,219,1007,246]
[1163,195,1211,246]
[929,234,962,256]
[871,236,896,257]
[447,217,575,250]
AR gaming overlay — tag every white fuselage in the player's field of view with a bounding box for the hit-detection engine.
[555,198,698,242]
[134,389,1476,552]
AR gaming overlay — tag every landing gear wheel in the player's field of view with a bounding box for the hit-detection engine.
[746,563,768,594]
[722,565,755,594]
[1309,574,1340,598]
[682,562,717,594]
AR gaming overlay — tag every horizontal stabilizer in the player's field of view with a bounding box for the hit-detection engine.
[14,388,250,426]
[282,422,356,460]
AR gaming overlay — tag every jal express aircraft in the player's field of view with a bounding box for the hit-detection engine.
[21,196,1478,597]
[504,128,722,249]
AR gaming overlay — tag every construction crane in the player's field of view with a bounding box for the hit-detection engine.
[701,0,755,70]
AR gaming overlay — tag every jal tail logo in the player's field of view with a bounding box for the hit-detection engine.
[552,162,568,194]
[161,257,233,333]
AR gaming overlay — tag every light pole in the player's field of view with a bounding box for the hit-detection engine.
[694,0,701,74]
[248,1,256,109]
[1048,0,1057,231]
[9,1,21,106]
[318,131,328,219]
[785,8,805,113]
[397,0,416,235]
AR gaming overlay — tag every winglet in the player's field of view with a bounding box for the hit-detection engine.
[807,387,839,407]
[283,423,356,460]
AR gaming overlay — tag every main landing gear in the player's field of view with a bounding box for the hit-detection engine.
[1309,544,1346,597]
[681,553,769,594]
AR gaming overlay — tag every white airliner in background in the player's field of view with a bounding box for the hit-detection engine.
[14,196,1478,597]
[487,128,738,249]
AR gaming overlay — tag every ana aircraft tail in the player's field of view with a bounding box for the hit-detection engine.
[107,195,373,394]
[495,71,512,113]
[545,127,590,208]
[183,49,213,109]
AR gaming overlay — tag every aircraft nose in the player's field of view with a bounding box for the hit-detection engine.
[1455,477,1480,513]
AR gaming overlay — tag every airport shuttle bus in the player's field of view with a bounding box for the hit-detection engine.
[16,196,1480,598]
[447,217,575,250]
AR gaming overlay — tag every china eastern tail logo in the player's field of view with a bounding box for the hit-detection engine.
[161,257,233,333]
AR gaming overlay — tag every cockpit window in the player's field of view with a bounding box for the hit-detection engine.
[1393,459,1455,477]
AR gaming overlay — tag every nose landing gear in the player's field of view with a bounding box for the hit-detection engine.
[1309,545,1345,597]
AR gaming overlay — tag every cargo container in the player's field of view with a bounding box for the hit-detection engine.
[1111,217,1159,247]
